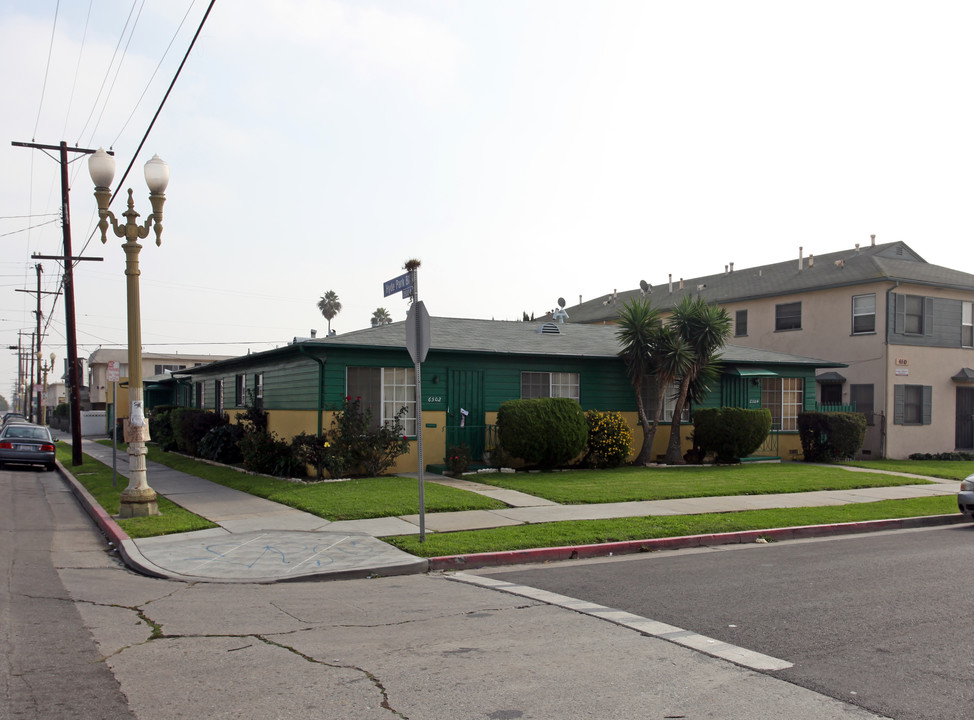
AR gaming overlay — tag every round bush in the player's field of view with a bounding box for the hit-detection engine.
[584,410,632,468]
[693,407,772,463]
[497,397,588,469]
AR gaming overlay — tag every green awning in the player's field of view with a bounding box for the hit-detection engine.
[726,367,778,377]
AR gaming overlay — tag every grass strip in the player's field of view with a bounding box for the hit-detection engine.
[472,462,936,504]
[385,495,960,557]
[840,459,974,481]
[57,445,218,539]
[139,445,507,520]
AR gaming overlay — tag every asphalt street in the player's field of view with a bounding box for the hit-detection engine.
[480,524,974,720]
[2,465,895,720]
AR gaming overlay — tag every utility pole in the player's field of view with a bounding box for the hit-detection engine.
[15,265,56,423]
[13,141,106,464]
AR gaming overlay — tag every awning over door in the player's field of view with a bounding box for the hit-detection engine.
[951,368,974,383]
[815,371,846,384]
[726,367,777,377]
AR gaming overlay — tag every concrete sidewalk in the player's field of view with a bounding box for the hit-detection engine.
[57,432,964,583]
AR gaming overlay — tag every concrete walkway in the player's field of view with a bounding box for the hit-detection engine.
[57,432,963,583]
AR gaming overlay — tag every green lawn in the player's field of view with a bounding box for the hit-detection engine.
[841,459,974,481]
[141,446,507,520]
[58,445,218,539]
[471,462,936,504]
[387,495,961,557]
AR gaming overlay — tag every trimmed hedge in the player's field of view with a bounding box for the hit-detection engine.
[170,407,226,456]
[798,411,867,462]
[692,407,772,463]
[497,397,588,469]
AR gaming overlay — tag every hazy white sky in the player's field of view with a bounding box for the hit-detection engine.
[2,0,973,399]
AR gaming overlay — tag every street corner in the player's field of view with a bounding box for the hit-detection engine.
[131,529,429,582]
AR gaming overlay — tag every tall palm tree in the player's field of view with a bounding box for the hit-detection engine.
[317,290,342,335]
[663,296,732,464]
[371,307,392,326]
[615,299,663,465]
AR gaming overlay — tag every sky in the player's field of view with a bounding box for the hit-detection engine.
[2,0,974,403]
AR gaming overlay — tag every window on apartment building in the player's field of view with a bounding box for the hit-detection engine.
[849,384,875,426]
[641,378,690,423]
[346,366,417,436]
[520,371,580,401]
[852,294,876,334]
[735,310,748,337]
[195,382,204,408]
[761,377,804,431]
[775,302,802,331]
[894,384,931,425]
[235,374,245,406]
[154,363,187,375]
[215,380,224,415]
[904,295,924,334]
[963,302,973,347]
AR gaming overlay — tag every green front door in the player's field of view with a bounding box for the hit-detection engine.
[446,370,486,460]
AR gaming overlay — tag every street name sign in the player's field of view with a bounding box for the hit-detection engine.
[384,272,412,297]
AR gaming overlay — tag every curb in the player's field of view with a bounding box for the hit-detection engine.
[428,513,968,571]
[55,460,171,580]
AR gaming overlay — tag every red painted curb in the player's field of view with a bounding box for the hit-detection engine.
[56,461,131,549]
[428,514,967,571]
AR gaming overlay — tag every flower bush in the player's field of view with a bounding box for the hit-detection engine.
[583,410,632,468]
[446,443,472,475]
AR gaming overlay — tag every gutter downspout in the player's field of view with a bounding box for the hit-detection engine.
[298,346,327,436]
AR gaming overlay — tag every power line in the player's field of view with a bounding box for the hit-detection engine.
[0,218,60,239]
[62,0,94,139]
[32,0,60,140]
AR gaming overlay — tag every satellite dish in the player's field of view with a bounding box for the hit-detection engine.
[557,297,566,308]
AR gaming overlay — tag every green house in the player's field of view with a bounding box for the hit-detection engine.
[157,317,844,472]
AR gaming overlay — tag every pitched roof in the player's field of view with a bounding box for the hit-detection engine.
[565,241,974,324]
[180,316,843,374]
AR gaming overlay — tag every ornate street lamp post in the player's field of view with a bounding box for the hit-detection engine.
[88,148,169,518]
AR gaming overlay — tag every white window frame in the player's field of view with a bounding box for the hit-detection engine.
[963,301,973,348]
[852,294,876,334]
[520,371,580,401]
[761,377,804,431]
[346,367,417,437]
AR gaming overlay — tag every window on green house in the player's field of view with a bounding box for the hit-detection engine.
[346,366,416,436]
[761,377,803,431]
[520,371,579,401]
[235,374,245,406]
[641,378,689,422]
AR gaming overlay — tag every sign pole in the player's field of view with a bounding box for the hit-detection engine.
[112,379,118,488]
[411,266,426,542]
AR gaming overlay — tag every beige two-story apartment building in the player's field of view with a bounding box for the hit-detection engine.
[566,239,974,459]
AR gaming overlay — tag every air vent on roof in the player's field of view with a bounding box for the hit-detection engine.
[537,322,561,334]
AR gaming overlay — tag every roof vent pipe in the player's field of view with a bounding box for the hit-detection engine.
[680,278,684,290]
[871,234,876,246]
[668,274,673,293]
[311,329,317,338]
[799,246,804,271]
[724,264,728,274]
[855,243,860,252]
[809,254,814,267]
[730,262,734,272]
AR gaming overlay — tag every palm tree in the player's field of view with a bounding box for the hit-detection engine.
[371,307,392,327]
[663,296,732,464]
[317,290,342,335]
[615,299,664,465]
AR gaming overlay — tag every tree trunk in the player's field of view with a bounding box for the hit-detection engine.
[664,374,692,464]
[633,387,656,465]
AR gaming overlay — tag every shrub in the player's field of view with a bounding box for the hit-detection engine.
[497,397,588,469]
[693,407,772,463]
[798,411,867,462]
[197,423,245,464]
[327,396,411,477]
[583,410,632,468]
[170,408,226,456]
[149,405,179,451]
[292,432,332,479]
[446,443,472,475]
[54,403,69,419]
[239,430,304,477]
[909,451,974,461]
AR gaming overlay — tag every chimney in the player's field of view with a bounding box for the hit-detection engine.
[798,246,804,271]
[809,254,814,267]
[729,262,734,272]
[871,234,876,246]
[668,274,673,293]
